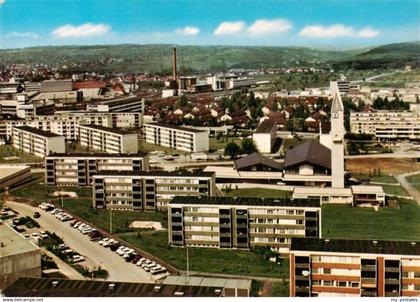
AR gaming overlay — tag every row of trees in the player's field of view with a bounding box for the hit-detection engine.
[224,138,257,159]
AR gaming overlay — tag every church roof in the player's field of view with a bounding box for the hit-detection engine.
[234,152,283,170]
[284,140,331,170]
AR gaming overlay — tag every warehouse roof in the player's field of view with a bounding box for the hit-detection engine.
[0,223,40,258]
[3,278,222,297]
[169,196,320,208]
[291,238,420,256]
[284,140,331,170]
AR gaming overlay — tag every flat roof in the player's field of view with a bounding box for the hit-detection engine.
[47,152,148,158]
[351,185,385,194]
[0,223,40,258]
[169,196,320,208]
[3,278,222,297]
[163,276,251,290]
[145,123,205,133]
[291,238,420,256]
[14,126,62,138]
[94,170,214,178]
[293,187,352,195]
[255,119,277,133]
[79,124,136,135]
[0,165,30,180]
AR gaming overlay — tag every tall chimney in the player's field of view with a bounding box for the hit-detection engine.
[172,47,177,81]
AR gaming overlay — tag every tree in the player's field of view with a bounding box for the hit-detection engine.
[178,95,189,107]
[224,142,240,159]
[241,138,257,154]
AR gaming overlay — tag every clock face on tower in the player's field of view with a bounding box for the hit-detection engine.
[333,113,338,119]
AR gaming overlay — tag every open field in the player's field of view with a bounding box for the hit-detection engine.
[407,174,420,192]
[224,188,291,199]
[120,231,290,278]
[0,145,43,164]
[209,137,243,152]
[322,199,420,241]
[347,158,420,176]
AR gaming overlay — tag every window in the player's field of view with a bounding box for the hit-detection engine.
[323,280,332,286]
[323,268,331,275]
[338,282,347,287]
[351,282,359,288]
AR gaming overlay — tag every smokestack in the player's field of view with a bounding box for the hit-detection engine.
[172,47,177,81]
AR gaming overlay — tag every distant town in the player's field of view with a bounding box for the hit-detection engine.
[0,38,419,300]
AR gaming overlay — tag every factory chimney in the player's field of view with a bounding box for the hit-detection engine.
[172,47,177,81]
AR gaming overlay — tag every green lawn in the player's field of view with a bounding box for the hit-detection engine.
[368,175,398,184]
[381,184,408,196]
[407,174,420,192]
[138,139,187,155]
[271,281,290,297]
[224,188,291,199]
[209,137,242,152]
[322,199,420,241]
[120,231,290,278]
[0,145,43,163]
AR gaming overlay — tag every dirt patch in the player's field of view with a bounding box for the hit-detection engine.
[347,158,420,176]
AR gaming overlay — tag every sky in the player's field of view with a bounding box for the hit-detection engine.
[0,0,419,49]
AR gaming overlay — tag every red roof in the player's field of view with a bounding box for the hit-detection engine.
[73,81,106,89]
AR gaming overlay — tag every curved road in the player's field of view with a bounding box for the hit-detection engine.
[8,201,157,283]
[395,171,420,205]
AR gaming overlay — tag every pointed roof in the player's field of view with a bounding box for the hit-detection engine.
[234,152,283,171]
[284,139,331,170]
[331,92,343,112]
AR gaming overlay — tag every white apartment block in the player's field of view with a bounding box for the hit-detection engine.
[350,111,420,140]
[253,119,277,153]
[45,153,149,186]
[144,123,209,153]
[12,126,65,157]
[78,124,138,154]
[87,96,144,113]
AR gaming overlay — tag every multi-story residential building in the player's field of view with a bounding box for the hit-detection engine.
[45,153,149,186]
[350,111,420,140]
[144,123,209,153]
[330,76,350,95]
[87,96,144,112]
[92,171,215,211]
[78,124,138,154]
[12,126,65,157]
[0,112,143,141]
[290,238,420,297]
[168,196,321,254]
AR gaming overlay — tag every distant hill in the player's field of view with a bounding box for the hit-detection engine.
[0,44,359,74]
[332,41,420,70]
[0,42,417,73]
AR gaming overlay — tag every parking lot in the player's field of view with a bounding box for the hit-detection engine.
[8,201,168,283]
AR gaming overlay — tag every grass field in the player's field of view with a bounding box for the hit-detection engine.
[347,158,420,176]
[209,137,242,152]
[380,184,408,196]
[271,281,290,297]
[138,140,187,155]
[0,145,43,163]
[322,199,420,241]
[407,174,420,192]
[120,231,290,278]
[224,188,291,199]
[363,175,398,184]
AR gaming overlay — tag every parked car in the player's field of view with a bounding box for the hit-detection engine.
[69,255,85,263]
[109,243,120,251]
[39,231,49,239]
[33,212,41,219]
[58,244,69,250]
[150,267,167,275]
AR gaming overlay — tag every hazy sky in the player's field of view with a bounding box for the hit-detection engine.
[0,0,419,49]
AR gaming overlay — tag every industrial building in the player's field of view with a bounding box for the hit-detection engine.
[87,95,145,113]
[290,238,420,297]
[12,126,65,157]
[0,165,32,191]
[78,124,138,154]
[93,171,216,211]
[144,123,209,153]
[0,223,41,290]
[168,196,321,254]
[350,110,420,140]
[45,153,149,186]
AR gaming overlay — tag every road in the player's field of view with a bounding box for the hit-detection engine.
[350,71,402,84]
[345,152,420,159]
[395,171,420,205]
[8,201,158,283]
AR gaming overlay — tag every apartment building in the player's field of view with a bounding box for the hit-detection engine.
[45,153,149,186]
[290,238,420,297]
[350,111,420,140]
[92,171,215,211]
[252,119,277,153]
[78,124,138,154]
[144,123,209,153]
[12,126,65,157]
[168,196,321,254]
[0,112,142,141]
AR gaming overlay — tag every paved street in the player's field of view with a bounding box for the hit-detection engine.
[396,171,420,205]
[8,201,158,283]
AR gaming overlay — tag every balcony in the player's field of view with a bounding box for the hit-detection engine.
[385,267,400,273]
[362,264,377,271]
[384,279,400,285]
[385,291,400,297]
[361,290,377,297]
[361,278,377,288]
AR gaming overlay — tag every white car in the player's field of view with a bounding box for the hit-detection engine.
[31,233,40,238]
[73,221,82,228]
[144,262,159,272]
[81,228,94,234]
[136,258,146,266]
[150,267,167,275]
[69,255,85,263]
[99,238,110,245]
[77,224,88,230]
